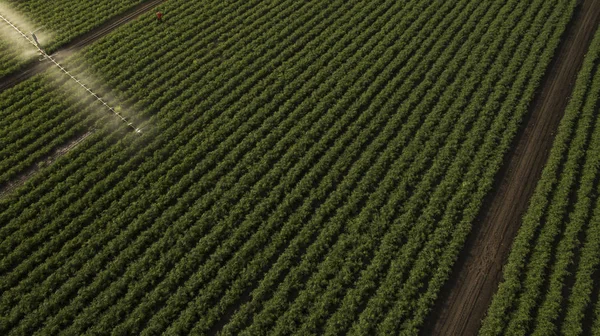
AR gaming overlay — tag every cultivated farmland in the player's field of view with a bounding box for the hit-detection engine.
[0,0,598,335]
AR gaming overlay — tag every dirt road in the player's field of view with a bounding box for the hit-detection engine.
[0,0,166,92]
[424,1,600,335]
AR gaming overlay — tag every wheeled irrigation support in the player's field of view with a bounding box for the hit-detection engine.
[0,13,141,134]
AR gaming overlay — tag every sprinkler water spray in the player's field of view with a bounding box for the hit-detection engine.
[0,13,142,135]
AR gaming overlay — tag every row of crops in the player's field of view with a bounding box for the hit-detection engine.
[480,21,600,336]
[0,0,145,76]
[0,0,580,334]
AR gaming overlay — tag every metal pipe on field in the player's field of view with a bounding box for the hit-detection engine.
[0,13,141,134]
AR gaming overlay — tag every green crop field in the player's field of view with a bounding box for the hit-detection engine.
[481,24,600,336]
[2,0,598,335]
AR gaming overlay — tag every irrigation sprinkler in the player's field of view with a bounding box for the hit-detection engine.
[0,13,142,134]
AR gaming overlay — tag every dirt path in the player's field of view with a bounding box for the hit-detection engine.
[0,0,166,92]
[424,1,600,335]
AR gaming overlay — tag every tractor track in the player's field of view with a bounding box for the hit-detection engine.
[0,0,167,93]
[424,0,600,335]
[0,130,94,198]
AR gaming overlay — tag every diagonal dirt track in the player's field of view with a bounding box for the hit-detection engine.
[0,130,94,198]
[424,0,600,335]
[0,0,167,92]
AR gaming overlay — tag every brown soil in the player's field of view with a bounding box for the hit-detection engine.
[0,0,166,92]
[424,0,600,335]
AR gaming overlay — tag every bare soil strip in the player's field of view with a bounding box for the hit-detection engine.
[0,0,166,92]
[424,1,600,335]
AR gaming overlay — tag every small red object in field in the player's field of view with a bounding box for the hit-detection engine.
[156,12,163,21]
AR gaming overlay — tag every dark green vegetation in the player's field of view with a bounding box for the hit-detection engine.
[481,22,600,336]
[0,0,579,334]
